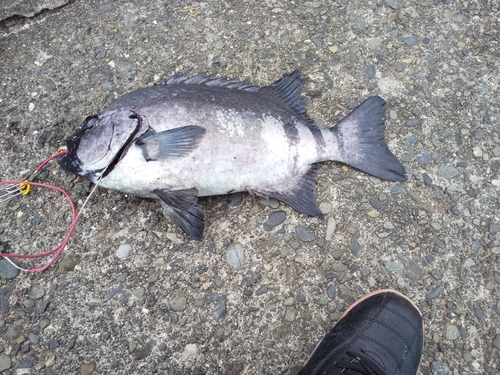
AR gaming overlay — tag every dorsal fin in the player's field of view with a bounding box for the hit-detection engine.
[161,69,261,93]
[162,70,315,126]
[261,71,315,126]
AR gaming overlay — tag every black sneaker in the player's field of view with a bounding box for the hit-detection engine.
[297,289,423,375]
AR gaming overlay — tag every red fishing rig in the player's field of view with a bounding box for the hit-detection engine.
[0,149,92,273]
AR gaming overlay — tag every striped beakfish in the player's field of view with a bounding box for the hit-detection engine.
[57,70,406,240]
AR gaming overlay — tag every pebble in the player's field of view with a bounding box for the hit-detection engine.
[1,283,16,314]
[80,361,97,375]
[438,165,459,179]
[384,260,403,273]
[263,210,286,231]
[23,299,35,308]
[48,339,60,350]
[426,283,444,299]
[327,285,336,299]
[489,223,500,235]
[403,36,418,46]
[16,354,37,369]
[226,243,245,270]
[429,269,443,280]
[211,293,227,320]
[182,344,197,358]
[284,307,297,322]
[445,324,459,340]
[366,209,380,218]
[27,332,39,344]
[0,259,20,280]
[106,285,123,301]
[255,285,269,296]
[132,287,145,299]
[169,296,187,311]
[319,202,333,214]
[29,287,45,300]
[295,226,315,242]
[431,361,448,375]
[0,354,11,372]
[419,150,432,165]
[325,217,336,241]
[115,243,132,259]
[493,334,500,350]
[422,173,433,186]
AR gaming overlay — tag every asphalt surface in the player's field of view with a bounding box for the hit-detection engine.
[0,0,499,374]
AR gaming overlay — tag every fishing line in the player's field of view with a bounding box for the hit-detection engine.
[0,150,101,273]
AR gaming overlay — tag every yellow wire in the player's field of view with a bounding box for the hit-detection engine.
[19,181,31,195]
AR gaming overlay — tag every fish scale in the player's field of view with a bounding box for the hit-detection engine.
[58,70,406,240]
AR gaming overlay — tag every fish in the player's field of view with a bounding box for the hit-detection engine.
[57,70,406,240]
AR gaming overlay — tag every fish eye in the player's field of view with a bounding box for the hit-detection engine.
[85,116,98,129]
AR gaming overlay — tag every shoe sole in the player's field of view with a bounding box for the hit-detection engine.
[338,288,422,322]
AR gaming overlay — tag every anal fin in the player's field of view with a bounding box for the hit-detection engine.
[259,166,322,217]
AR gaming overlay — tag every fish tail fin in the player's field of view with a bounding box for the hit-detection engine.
[328,96,407,181]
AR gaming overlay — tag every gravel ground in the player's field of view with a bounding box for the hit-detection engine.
[0,0,499,374]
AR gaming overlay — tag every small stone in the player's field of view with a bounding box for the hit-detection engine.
[211,293,227,321]
[445,324,459,340]
[115,244,132,259]
[384,260,403,273]
[80,361,97,375]
[27,332,39,344]
[390,186,403,194]
[422,173,433,186]
[429,269,443,280]
[295,226,315,242]
[325,217,336,241]
[489,224,500,235]
[360,268,371,277]
[169,296,187,311]
[29,287,45,300]
[438,165,459,179]
[403,36,418,46]
[405,119,420,127]
[328,46,339,53]
[472,146,482,158]
[0,354,12,372]
[426,284,444,299]
[226,243,245,270]
[263,210,286,231]
[48,339,60,350]
[1,283,16,314]
[327,285,336,299]
[16,354,37,369]
[431,361,448,375]
[284,307,297,322]
[132,287,145,299]
[493,335,500,350]
[255,285,269,296]
[319,202,333,214]
[0,259,20,280]
[431,222,442,231]
[182,344,197,358]
[419,150,432,165]
[23,300,35,308]
[106,285,123,301]
[367,209,380,218]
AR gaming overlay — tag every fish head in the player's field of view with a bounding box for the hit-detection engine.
[57,110,140,182]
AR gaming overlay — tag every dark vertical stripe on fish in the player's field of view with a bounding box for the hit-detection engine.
[307,124,326,151]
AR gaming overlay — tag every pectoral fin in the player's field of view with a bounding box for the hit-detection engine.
[137,125,206,161]
[155,188,205,240]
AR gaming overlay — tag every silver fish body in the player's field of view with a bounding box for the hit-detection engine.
[58,70,406,240]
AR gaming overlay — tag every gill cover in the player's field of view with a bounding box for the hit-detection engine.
[77,110,140,172]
